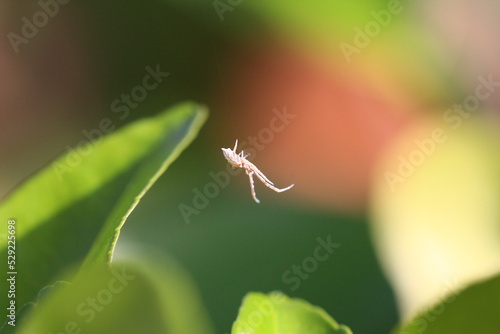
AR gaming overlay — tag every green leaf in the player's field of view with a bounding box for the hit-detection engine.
[0,102,208,313]
[231,291,352,334]
[247,0,385,40]
[371,118,500,318]
[16,252,214,334]
[0,282,69,332]
[395,273,500,334]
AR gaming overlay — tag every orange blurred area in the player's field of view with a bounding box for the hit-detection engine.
[213,39,415,212]
[1,1,500,331]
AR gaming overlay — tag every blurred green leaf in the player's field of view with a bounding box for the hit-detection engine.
[371,118,500,319]
[0,102,208,313]
[396,273,500,334]
[123,179,397,333]
[16,253,214,334]
[231,291,352,334]
[0,282,69,333]
[248,0,385,40]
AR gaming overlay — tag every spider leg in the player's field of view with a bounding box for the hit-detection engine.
[253,169,294,193]
[233,139,238,151]
[246,170,260,203]
[246,161,274,185]
[254,169,274,185]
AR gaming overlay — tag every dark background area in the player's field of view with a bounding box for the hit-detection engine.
[3,1,499,333]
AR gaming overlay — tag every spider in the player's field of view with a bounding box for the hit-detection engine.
[222,139,294,203]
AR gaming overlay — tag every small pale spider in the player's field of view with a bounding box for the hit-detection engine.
[221,139,294,203]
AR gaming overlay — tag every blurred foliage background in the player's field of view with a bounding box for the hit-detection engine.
[1,1,500,333]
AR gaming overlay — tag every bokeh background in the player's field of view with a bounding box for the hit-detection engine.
[2,1,500,333]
